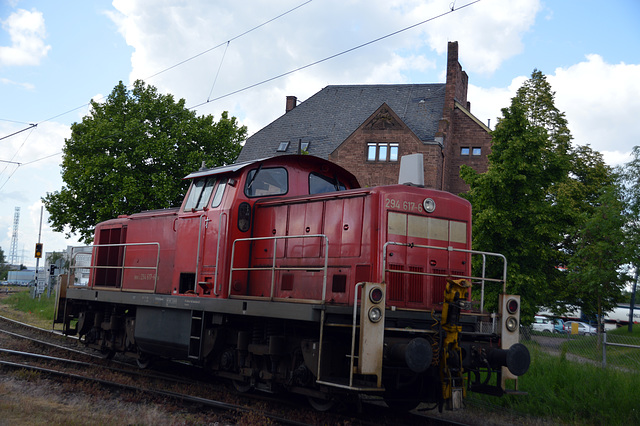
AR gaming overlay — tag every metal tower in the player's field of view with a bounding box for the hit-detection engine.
[9,207,20,265]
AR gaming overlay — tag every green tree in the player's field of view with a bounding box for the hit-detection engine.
[460,70,621,322]
[43,80,246,243]
[461,93,569,321]
[617,145,640,330]
[567,184,631,329]
[0,246,8,280]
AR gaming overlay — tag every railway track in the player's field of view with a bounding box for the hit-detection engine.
[0,314,478,425]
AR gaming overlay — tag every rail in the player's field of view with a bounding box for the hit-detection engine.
[228,234,330,302]
[382,242,508,312]
[69,243,161,293]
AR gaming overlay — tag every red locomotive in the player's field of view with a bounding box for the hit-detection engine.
[55,154,530,411]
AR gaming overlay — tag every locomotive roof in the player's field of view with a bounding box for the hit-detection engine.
[183,154,359,186]
[184,157,269,180]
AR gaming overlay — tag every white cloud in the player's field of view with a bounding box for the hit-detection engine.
[416,0,542,74]
[549,54,640,164]
[105,0,542,138]
[0,8,51,66]
[469,55,640,167]
[2,121,68,167]
[0,76,35,90]
[468,75,530,129]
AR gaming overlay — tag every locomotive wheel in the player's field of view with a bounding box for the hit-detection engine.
[232,379,252,393]
[136,352,151,369]
[307,396,336,412]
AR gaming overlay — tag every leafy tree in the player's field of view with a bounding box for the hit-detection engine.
[460,70,621,322]
[0,246,8,280]
[43,80,246,243]
[552,146,619,304]
[461,90,570,321]
[617,145,640,330]
[567,184,631,329]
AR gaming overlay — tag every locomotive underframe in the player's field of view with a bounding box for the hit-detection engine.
[59,286,516,410]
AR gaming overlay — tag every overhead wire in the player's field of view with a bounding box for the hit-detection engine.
[207,41,230,102]
[0,0,481,187]
[144,0,313,82]
[0,1,315,190]
[0,0,314,145]
[0,126,36,191]
[190,0,481,108]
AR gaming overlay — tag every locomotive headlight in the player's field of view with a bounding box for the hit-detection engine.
[423,198,436,213]
[506,298,519,315]
[505,316,518,332]
[369,286,383,304]
[368,307,383,323]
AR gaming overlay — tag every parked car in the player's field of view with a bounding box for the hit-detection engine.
[553,318,566,333]
[532,315,554,333]
[564,321,597,336]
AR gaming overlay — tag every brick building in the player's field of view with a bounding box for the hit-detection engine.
[236,41,491,195]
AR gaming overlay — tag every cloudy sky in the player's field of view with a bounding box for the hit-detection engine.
[1,0,639,266]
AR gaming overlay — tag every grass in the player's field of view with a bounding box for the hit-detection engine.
[0,287,57,328]
[469,342,640,425]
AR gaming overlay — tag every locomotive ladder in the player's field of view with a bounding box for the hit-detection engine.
[188,311,205,359]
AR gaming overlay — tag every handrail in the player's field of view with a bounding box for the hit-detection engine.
[382,241,508,312]
[213,212,227,296]
[348,282,366,387]
[68,243,161,292]
[228,234,329,303]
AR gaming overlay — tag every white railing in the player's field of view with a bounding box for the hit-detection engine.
[382,241,508,313]
[69,243,161,292]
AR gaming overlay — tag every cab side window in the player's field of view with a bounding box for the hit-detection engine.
[184,177,216,211]
[309,172,346,194]
[245,167,288,197]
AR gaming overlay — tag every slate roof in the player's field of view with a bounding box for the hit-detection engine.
[236,83,446,162]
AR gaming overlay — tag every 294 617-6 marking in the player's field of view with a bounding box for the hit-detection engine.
[385,198,423,213]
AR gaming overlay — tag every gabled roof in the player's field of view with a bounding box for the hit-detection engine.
[236,83,446,162]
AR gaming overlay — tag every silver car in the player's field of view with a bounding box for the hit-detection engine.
[564,321,597,336]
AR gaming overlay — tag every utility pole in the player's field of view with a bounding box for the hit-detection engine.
[629,268,638,333]
[34,206,43,298]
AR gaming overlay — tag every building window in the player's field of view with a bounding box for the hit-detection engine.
[301,142,309,152]
[367,143,377,161]
[367,143,399,162]
[460,147,470,156]
[277,141,290,152]
[472,147,482,156]
[389,144,399,161]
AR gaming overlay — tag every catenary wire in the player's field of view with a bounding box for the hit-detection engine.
[190,0,481,108]
[0,0,480,176]
[0,1,315,187]
[0,0,314,144]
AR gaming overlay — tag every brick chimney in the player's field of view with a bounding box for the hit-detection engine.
[444,41,469,120]
[286,96,297,113]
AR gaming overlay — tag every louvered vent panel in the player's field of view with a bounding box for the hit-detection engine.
[408,266,424,302]
[388,264,404,301]
[431,268,447,306]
